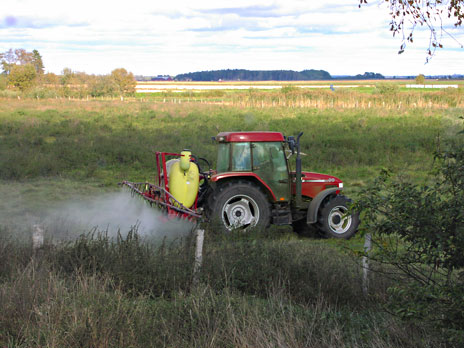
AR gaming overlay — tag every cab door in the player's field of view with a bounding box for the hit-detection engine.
[252,142,290,202]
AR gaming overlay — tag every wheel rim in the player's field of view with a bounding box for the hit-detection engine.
[221,194,260,230]
[328,205,352,234]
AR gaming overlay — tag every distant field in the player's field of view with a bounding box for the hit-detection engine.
[137,80,376,86]
[136,79,464,86]
[135,79,463,94]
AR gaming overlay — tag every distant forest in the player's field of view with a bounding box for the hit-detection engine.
[175,69,385,81]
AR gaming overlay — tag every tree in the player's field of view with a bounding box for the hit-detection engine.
[60,68,74,85]
[43,72,58,85]
[355,123,464,344]
[14,49,33,65]
[415,74,426,84]
[8,64,37,91]
[88,75,118,97]
[31,50,44,74]
[359,0,464,60]
[110,68,136,97]
[0,74,7,90]
[1,49,16,74]
[1,48,43,75]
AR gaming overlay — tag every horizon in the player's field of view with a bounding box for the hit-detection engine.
[136,68,463,79]
[2,0,463,76]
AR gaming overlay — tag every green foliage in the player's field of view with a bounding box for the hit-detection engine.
[44,228,365,305]
[7,64,37,91]
[375,82,400,95]
[50,228,194,296]
[281,85,298,94]
[110,68,136,96]
[1,49,17,74]
[1,48,43,76]
[355,130,464,344]
[36,67,136,98]
[176,68,333,81]
[0,101,452,185]
[415,74,425,84]
[88,75,118,97]
[31,49,44,74]
[352,72,385,80]
[60,67,73,85]
[0,74,6,90]
[0,225,445,347]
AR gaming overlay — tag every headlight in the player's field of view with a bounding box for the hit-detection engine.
[338,183,344,188]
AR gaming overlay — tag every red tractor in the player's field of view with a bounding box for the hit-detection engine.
[122,131,359,239]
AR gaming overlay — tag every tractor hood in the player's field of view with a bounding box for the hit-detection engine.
[301,172,342,185]
[291,171,343,199]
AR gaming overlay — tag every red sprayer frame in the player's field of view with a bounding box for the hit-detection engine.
[120,152,202,221]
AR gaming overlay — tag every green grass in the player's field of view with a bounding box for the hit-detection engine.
[0,96,463,347]
[0,98,460,192]
[0,228,440,347]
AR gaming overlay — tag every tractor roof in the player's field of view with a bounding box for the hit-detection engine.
[216,131,284,143]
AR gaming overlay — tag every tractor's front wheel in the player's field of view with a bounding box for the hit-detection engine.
[318,195,359,239]
[209,181,270,232]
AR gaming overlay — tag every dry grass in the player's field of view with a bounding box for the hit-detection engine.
[0,229,445,348]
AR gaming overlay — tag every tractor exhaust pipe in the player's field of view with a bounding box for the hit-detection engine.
[295,132,303,207]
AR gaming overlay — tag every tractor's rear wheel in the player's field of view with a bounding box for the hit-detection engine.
[209,181,270,232]
[318,195,359,239]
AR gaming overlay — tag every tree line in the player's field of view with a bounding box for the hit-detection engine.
[175,69,385,81]
[0,49,136,98]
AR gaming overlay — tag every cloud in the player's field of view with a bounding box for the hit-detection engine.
[1,0,463,76]
[4,16,18,27]
[0,15,88,29]
[198,5,281,18]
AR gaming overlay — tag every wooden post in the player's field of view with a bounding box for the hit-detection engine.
[32,224,44,252]
[362,233,372,296]
[192,228,205,286]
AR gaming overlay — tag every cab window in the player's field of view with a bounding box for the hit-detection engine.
[231,142,251,171]
[216,143,230,173]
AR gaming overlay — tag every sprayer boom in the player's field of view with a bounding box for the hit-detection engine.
[120,181,202,221]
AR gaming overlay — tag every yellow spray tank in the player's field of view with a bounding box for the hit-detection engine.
[168,150,200,208]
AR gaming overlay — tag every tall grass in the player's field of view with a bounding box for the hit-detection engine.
[0,227,445,347]
[0,98,459,190]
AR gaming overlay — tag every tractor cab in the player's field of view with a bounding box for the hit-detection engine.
[212,132,290,202]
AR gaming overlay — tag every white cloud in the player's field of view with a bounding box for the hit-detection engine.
[1,0,463,75]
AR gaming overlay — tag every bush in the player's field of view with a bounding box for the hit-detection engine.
[49,228,195,296]
[355,126,464,345]
[8,64,37,91]
[375,83,400,95]
[0,89,20,98]
[0,75,7,90]
[24,86,59,99]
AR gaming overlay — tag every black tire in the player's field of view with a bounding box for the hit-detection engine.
[318,195,359,239]
[209,180,271,232]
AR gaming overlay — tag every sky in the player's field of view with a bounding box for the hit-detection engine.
[1,0,463,77]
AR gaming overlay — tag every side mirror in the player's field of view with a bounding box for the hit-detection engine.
[287,136,296,154]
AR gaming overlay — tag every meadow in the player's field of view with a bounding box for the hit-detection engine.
[1,85,463,347]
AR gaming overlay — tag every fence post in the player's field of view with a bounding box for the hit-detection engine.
[32,224,44,254]
[192,228,205,286]
[362,233,372,296]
